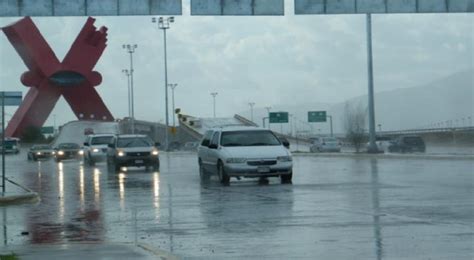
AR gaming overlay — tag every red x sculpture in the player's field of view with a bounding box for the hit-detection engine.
[2,17,114,138]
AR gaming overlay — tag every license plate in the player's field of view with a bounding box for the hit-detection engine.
[135,160,144,164]
[257,166,270,173]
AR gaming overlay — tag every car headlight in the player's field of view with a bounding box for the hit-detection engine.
[92,148,100,153]
[117,151,125,157]
[78,150,84,155]
[36,152,41,155]
[152,150,159,156]
[226,158,247,164]
[58,151,64,155]
[277,156,292,162]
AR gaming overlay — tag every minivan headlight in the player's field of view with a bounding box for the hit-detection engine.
[277,156,292,162]
[226,158,247,164]
[92,148,100,153]
[117,151,125,157]
[152,150,159,156]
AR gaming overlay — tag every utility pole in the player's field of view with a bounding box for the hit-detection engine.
[264,106,271,129]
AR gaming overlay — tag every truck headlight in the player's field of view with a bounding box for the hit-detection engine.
[152,150,159,156]
[58,151,64,155]
[226,158,247,164]
[92,148,100,153]
[117,151,125,157]
[277,156,292,162]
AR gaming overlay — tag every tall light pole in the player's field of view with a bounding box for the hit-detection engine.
[122,69,131,118]
[168,83,178,127]
[366,14,378,153]
[248,102,255,122]
[122,44,137,134]
[152,16,174,151]
[211,92,218,118]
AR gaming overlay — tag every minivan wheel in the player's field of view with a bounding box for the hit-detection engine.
[217,161,230,186]
[281,172,293,184]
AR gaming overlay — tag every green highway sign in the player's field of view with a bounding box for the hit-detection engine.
[308,111,327,122]
[0,91,22,106]
[269,112,289,123]
[41,126,54,134]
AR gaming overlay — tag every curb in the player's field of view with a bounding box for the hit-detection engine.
[136,243,180,260]
[292,152,474,160]
[0,192,39,206]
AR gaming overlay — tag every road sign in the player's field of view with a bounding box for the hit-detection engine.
[308,111,326,122]
[269,112,289,123]
[1,91,22,193]
[0,91,22,106]
[41,126,54,134]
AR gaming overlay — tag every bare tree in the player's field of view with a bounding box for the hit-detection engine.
[343,102,367,153]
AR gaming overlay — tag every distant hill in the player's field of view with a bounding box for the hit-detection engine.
[246,71,473,135]
[328,70,473,132]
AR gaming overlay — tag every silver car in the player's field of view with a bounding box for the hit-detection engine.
[197,127,293,185]
[310,137,342,152]
[83,134,115,166]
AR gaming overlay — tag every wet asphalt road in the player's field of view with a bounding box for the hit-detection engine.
[1,151,473,259]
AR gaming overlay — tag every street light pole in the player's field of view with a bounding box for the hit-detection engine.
[211,92,218,118]
[153,16,174,151]
[122,44,137,134]
[122,69,131,118]
[168,83,178,127]
[248,102,255,122]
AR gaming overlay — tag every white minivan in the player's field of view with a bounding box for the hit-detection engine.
[197,126,293,185]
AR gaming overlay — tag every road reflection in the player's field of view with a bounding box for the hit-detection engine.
[370,158,383,260]
[23,161,105,243]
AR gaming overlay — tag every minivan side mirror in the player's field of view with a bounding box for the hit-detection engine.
[208,144,218,149]
[282,140,290,149]
[155,142,161,147]
[83,142,89,146]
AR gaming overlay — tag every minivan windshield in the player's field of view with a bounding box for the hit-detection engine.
[220,130,281,147]
[323,137,338,142]
[117,137,152,148]
[91,136,114,145]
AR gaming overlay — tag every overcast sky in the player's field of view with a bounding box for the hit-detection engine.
[0,1,472,128]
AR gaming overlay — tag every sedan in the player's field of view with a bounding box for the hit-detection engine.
[54,143,84,162]
[27,145,54,161]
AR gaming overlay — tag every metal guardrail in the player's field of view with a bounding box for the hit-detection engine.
[379,126,474,135]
